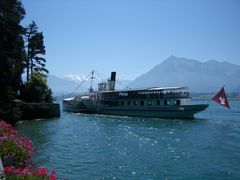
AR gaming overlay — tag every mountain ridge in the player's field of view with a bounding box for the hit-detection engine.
[127,56,240,93]
[47,56,240,95]
[47,74,130,96]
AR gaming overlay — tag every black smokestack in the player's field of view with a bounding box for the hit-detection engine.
[111,72,116,81]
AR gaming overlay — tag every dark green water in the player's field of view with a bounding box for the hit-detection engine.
[16,101,240,179]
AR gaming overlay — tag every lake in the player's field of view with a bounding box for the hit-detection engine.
[16,101,240,179]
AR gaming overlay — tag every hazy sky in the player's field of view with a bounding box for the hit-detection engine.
[21,0,240,80]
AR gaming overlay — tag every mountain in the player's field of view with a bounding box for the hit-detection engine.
[64,74,130,90]
[47,75,87,96]
[127,56,240,92]
[65,74,87,83]
[47,74,131,96]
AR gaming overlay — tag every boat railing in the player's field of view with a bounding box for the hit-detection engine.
[101,92,189,100]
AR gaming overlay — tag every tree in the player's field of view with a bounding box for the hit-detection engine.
[24,21,37,81]
[20,72,53,103]
[24,21,48,81]
[0,0,25,124]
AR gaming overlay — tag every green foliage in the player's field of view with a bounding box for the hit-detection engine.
[0,89,22,124]
[0,0,25,124]
[18,102,60,120]
[0,0,52,123]
[0,0,25,92]
[20,72,53,103]
[24,21,48,81]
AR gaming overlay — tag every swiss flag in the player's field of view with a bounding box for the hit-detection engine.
[212,87,230,109]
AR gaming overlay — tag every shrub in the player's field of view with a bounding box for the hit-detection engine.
[0,120,56,180]
[0,120,34,167]
[20,72,53,103]
[3,166,56,180]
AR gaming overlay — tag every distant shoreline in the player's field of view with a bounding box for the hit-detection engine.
[191,92,240,101]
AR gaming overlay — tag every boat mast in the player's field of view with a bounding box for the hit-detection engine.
[89,70,94,92]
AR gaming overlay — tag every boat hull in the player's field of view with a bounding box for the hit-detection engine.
[63,103,208,119]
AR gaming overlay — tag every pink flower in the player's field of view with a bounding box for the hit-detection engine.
[0,121,36,168]
[50,170,57,180]
[39,166,48,176]
[1,121,57,178]
[0,135,8,142]
[33,166,48,176]
[14,166,23,175]
[21,167,30,176]
[3,166,14,174]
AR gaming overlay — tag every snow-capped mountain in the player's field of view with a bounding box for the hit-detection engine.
[64,74,88,83]
[47,73,130,96]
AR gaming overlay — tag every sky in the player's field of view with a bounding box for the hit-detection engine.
[21,0,240,80]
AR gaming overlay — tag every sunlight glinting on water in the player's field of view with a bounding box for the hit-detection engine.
[16,101,240,179]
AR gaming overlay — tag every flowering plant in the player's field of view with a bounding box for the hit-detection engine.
[0,120,56,180]
[3,166,56,180]
[0,120,35,167]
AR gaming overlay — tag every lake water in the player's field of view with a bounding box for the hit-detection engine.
[16,101,240,179]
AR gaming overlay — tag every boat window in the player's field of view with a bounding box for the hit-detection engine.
[127,101,131,105]
[121,101,124,106]
[176,100,180,105]
[140,101,144,106]
[111,101,118,107]
[164,100,169,106]
[157,100,160,105]
[134,101,138,105]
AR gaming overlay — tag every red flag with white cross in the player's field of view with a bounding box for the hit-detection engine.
[212,87,230,109]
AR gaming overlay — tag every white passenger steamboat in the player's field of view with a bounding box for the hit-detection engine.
[62,72,208,119]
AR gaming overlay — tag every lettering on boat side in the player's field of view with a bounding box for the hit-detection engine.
[179,107,184,111]
[119,92,128,96]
